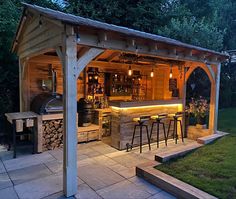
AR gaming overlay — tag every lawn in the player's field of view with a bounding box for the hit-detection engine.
[156,107,236,199]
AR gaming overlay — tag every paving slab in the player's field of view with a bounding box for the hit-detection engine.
[129,176,162,195]
[48,149,63,161]
[8,164,52,185]
[45,160,63,174]
[111,153,148,168]
[43,191,74,199]
[78,164,125,191]
[0,160,6,173]
[115,167,136,179]
[92,155,117,166]
[148,191,176,199]
[91,144,118,155]
[75,183,102,199]
[97,180,151,199]
[3,152,55,171]
[14,173,63,199]
[77,177,84,186]
[77,148,101,158]
[0,172,13,190]
[107,163,128,172]
[77,154,89,161]
[77,157,96,168]
[0,187,19,199]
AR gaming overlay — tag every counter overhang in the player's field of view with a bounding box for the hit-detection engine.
[109,99,183,110]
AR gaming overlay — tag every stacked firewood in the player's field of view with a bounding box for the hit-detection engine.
[42,119,63,151]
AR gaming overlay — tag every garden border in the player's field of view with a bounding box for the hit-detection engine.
[136,162,217,199]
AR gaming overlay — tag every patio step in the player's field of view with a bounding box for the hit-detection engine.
[155,142,202,163]
[197,131,229,145]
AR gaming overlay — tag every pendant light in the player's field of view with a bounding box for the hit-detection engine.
[128,65,132,76]
[150,68,154,78]
[169,65,173,79]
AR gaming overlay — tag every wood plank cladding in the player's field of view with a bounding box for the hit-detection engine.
[23,53,184,111]
[111,103,183,150]
[25,58,85,110]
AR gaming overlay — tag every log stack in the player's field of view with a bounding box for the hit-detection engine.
[42,119,63,151]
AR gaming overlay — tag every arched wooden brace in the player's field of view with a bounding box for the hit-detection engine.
[184,63,221,134]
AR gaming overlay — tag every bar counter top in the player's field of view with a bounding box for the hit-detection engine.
[109,99,182,108]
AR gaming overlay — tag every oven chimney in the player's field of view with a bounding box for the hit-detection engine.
[48,64,57,95]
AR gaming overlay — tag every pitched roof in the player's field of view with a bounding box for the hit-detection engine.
[14,2,227,59]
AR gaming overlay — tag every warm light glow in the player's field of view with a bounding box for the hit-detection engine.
[150,69,154,78]
[128,65,132,76]
[169,68,173,79]
[111,104,182,110]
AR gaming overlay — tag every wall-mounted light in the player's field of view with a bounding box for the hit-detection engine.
[150,68,154,78]
[169,65,173,79]
[128,65,132,76]
[94,74,99,80]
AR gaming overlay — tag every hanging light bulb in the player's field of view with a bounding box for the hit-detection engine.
[169,65,173,79]
[150,68,154,78]
[128,65,132,76]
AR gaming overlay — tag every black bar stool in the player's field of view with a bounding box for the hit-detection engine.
[167,112,184,144]
[150,113,168,148]
[131,115,151,153]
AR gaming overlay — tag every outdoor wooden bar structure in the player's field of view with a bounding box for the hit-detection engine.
[11,3,228,197]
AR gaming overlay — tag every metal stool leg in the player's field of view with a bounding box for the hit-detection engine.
[178,120,184,143]
[131,125,137,149]
[174,119,178,144]
[150,122,156,140]
[161,122,167,146]
[156,122,160,148]
[145,125,151,151]
[140,125,142,153]
[167,120,172,139]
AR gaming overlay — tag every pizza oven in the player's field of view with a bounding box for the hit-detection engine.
[30,93,63,115]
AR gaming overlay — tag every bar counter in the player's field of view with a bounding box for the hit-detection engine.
[109,99,183,150]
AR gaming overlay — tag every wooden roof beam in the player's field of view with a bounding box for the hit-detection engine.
[106,51,120,62]
[77,31,221,65]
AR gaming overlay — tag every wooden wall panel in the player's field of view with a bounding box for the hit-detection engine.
[24,55,184,110]
[26,60,85,110]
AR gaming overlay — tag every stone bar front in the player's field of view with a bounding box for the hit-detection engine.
[110,100,183,150]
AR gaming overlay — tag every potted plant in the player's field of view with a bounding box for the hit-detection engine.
[188,97,209,127]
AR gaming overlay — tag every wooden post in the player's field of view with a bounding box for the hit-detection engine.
[209,63,221,133]
[181,66,187,136]
[62,25,78,197]
[19,59,26,112]
[58,25,104,197]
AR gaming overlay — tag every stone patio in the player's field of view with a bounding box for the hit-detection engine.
[0,139,197,199]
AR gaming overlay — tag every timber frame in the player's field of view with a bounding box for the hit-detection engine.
[12,3,228,197]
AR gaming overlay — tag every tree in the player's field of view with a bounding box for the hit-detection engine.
[157,17,225,51]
